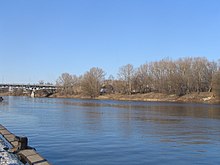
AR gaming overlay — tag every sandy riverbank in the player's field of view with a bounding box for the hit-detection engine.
[52,92,220,104]
[0,91,219,104]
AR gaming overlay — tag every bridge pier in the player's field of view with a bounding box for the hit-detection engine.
[31,90,35,98]
[9,86,13,92]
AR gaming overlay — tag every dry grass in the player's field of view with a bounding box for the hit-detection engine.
[97,92,219,104]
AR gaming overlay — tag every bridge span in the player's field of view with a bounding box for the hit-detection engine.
[0,83,57,97]
[0,83,56,90]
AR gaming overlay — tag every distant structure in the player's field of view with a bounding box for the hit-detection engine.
[0,83,57,97]
[31,89,36,98]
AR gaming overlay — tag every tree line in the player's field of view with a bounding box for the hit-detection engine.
[56,57,220,98]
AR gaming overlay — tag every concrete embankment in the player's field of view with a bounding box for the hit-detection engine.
[0,124,51,165]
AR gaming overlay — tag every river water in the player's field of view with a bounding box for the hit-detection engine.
[0,96,220,165]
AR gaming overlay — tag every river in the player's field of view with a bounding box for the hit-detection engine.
[0,96,220,165]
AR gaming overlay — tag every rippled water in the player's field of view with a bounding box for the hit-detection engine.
[0,96,220,165]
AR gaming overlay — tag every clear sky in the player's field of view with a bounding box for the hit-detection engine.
[0,0,219,84]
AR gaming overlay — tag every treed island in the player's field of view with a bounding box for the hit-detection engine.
[2,57,220,104]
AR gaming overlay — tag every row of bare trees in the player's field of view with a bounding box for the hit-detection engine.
[56,57,220,98]
[56,67,105,98]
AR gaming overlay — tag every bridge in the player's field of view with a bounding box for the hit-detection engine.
[0,83,57,97]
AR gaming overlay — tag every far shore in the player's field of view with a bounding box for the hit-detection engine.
[0,92,219,104]
[51,92,219,104]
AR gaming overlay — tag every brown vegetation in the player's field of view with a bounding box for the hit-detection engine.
[1,57,218,104]
[55,57,219,103]
[97,92,218,104]
[81,67,105,98]
[212,71,220,100]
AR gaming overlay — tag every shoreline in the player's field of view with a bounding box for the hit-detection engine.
[0,92,219,104]
[51,92,220,104]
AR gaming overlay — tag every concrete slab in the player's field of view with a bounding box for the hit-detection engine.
[27,154,45,164]
[0,129,11,135]
[18,149,37,157]
[4,134,16,142]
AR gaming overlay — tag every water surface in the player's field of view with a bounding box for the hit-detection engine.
[0,96,220,165]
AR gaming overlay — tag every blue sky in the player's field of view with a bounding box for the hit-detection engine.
[0,0,219,84]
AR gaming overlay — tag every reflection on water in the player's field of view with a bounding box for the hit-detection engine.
[0,96,220,165]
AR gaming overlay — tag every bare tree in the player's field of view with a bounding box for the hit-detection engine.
[55,57,219,98]
[117,64,135,94]
[149,60,169,93]
[212,60,220,99]
[134,63,152,93]
[212,71,220,99]
[81,67,105,98]
[133,57,217,96]
[56,73,78,95]
[190,57,215,93]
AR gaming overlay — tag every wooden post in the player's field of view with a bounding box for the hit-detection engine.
[15,136,28,150]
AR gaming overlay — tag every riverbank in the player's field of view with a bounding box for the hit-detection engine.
[52,92,220,104]
[1,91,219,104]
